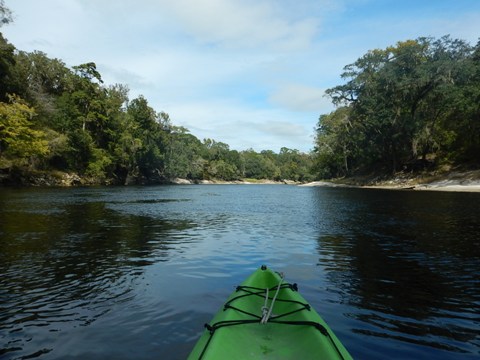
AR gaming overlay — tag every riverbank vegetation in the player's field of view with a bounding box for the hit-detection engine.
[0,3,313,185]
[314,36,480,179]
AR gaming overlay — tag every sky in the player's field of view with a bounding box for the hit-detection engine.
[2,0,480,153]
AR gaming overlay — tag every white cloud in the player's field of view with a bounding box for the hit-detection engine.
[269,84,333,113]
[158,0,320,51]
[164,99,314,152]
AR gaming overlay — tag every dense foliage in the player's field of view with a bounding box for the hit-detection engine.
[314,36,480,178]
[0,5,313,185]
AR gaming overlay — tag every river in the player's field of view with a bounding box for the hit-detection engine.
[0,185,479,359]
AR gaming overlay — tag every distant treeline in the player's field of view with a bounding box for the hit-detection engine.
[0,6,314,184]
[314,36,480,178]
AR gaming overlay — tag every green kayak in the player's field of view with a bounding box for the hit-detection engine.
[188,265,353,360]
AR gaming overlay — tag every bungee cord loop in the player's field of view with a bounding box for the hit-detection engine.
[260,272,284,324]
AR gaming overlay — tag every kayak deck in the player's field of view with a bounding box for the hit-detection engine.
[188,266,352,359]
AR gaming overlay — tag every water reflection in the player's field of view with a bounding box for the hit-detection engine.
[0,192,195,360]
[315,189,480,355]
[1,186,479,359]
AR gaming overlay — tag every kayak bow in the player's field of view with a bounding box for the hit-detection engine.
[188,265,352,359]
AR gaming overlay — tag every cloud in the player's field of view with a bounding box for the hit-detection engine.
[158,0,320,50]
[98,64,154,91]
[7,0,85,53]
[257,120,307,138]
[163,99,314,152]
[268,84,333,113]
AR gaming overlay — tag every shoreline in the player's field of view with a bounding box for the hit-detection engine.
[0,171,301,187]
[300,181,480,192]
[2,169,480,192]
[301,170,480,193]
[170,178,300,185]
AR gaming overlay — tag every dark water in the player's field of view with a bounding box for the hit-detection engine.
[0,185,479,359]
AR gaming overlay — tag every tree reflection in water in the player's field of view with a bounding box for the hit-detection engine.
[316,190,480,355]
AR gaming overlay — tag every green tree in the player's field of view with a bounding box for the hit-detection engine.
[66,129,95,172]
[203,139,230,161]
[277,147,313,181]
[71,62,107,133]
[433,38,480,163]
[164,127,205,180]
[203,139,242,180]
[0,33,15,100]
[206,159,238,180]
[127,96,166,181]
[0,95,49,163]
[49,62,112,176]
[314,107,355,177]
[110,113,142,183]
[320,36,479,175]
[11,51,72,124]
[242,149,277,179]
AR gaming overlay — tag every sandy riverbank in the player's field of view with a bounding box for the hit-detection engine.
[301,170,480,192]
[170,178,300,185]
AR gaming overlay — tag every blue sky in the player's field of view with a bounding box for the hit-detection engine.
[3,0,480,152]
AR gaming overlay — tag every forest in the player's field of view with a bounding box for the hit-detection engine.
[1,1,479,186]
[314,36,480,178]
[0,3,313,185]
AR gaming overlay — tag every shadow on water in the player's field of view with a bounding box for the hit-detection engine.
[0,189,195,360]
[314,188,480,357]
[1,186,480,359]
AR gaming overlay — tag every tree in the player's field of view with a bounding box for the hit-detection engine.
[203,139,230,161]
[70,62,107,133]
[277,147,313,181]
[201,139,244,180]
[11,51,72,123]
[0,33,15,101]
[127,96,166,181]
[242,149,278,179]
[314,107,356,177]
[320,36,479,176]
[110,113,142,183]
[0,95,49,162]
[206,159,239,180]
[164,127,205,180]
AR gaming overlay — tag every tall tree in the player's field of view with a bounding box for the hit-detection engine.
[319,36,479,176]
[12,51,72,123]
[0,33,15,101]
[70,62,106,133]
[127,96,166,181]
[164,127,205,180]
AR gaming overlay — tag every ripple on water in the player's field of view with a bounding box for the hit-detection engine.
[0,186,479,359]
